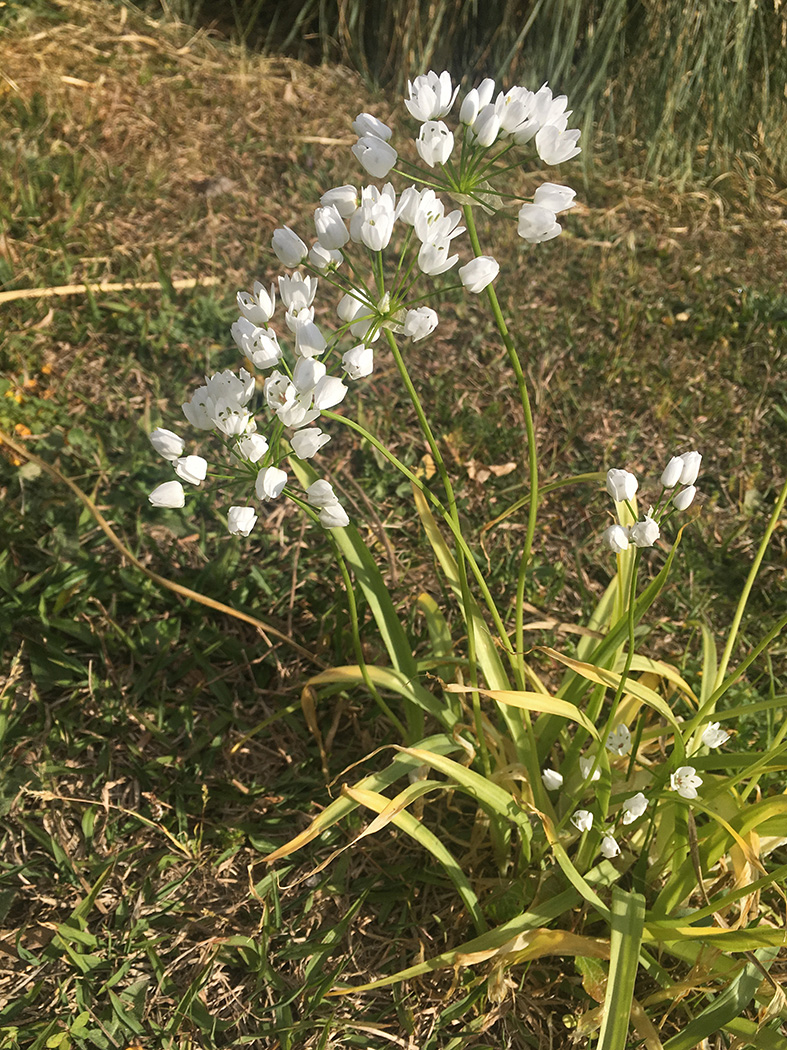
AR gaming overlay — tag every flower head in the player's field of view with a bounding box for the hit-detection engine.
[290,427,331,460]
[606,724,632,756]
[600,834,620,859]
[174,455,207,486]
[541,767,563,791]
[621,792,648,825]
[256,466,288,501]
[403,307,438,342]
[351,112,392,141]
[679,451,702,486]
[533,183,576,214]
[416,120,454,167]
[571,809,593,833]
[671,766,703,799]
[352,135,398,178]
[517,203,561,244]
[405,70,458,122]
[606,468,638,503]
[701,722,729,749]
[272,226,307,267]
[228,506,257,536]
[579,755,601,783]
[458,256,499,293]
[149,480,185,509]
[535,125,581,165]
[629,513,660,548]
[673,486,696,511]
[602,524,630,554]
[237,281,276,325]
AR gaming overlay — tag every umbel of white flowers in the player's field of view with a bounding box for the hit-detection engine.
[602,451,702,552]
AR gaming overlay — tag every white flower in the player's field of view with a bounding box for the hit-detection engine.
[314,204,349,250]
[395,185,422,225]
[290,427,330,459]
[600,835,620,859]
[149,427,185,462]
[182,369,256,436]
[228,506,257,536]
[535,125,581,165]
[319,502,349,528]
[237,282,276,325]
[602,524,630,554]
[352,135,398,178]
[416,120,454,167]
[342,343,374,380]
[350,184,396,251]
[661,455,684,489]
[292,357,326,393]
[174,455,207,486]
[418,239,458,276]
[678,451,702,486]
[272,226,307,267]
[256,466,288,501]
[294,319,327,359]
[306,479,339,508]
[541,767,563,791]
[471,103,501,147]
[404,70,458,122]
[673,486,696,511]
[516,203,561,243]
[309,242,343,272]
[671,766,703,799]
[320,184,358,218]
[313,375,348,410]
[629,514,660,548]
[404,307,438,342]
[231,318,282,370]
[233,433,269,463]
[533,182,577,214]
[606,724,631,756]
[458,256,499,293]
[579,755,601,782]
[606,468,638,502]
[264,370,319,429]
[278,272,317,311]
[149,480,185,508]
[571,810,593,833]
[351,112,392,140]
[701,722,729,749]
[621,792,648,825]
[459,78,495,125]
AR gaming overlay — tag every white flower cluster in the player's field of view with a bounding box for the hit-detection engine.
[349,70,581,247]
[602,450,702,553]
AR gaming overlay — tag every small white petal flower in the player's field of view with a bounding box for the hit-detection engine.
[352,135,398,178]
[342,343,374,380]
[533,182,577,214]
[458,256,499,293]
[292,356,326,393]
[661,455,684,489]
[535,125,581,165]
[404,306,438,342]
[579,755,601,782]
[621,792,648,825]
[290,427,331,459]
[314,203,349,250]
[272,226,307,267]
[231,318,282,370]
[308,242,343,272]
[395,185,422,225]
[541,767,564,791]
[351,112,392,140]
[149,427,185,462]
[671,766,703,799]
[606,468,639,502]
[629,514,660,548]
[306,479,339,508]
[471,103,501,147]
[228,506,257,536]
[517,203,561,243]
[313,375,348,410]
[673,486,696,511]
[294,319,327,359]
[418,239,458,276]
[571,810,593,833]
[256,466,288,501]
[416,120,454,167]
[174,455,207,486]
[678,451,702,486]
[237,281,276,325]
[319,501,349,528]
[600,834,620,859]
[148,480,185,508]
[320,184,358,218]
[603,524,630,554]
[404,70,458,122]
[459,87,481,125]
[233,433,269,463]
[606,724,632,756]
[701,722,729,749]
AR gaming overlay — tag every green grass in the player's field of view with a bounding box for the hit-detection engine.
[1,3,787,1048]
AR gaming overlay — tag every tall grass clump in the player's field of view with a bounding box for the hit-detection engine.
[144,0,787,183]
[140,68,787,1046]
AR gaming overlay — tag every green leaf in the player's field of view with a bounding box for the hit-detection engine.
[598,887,645,1050]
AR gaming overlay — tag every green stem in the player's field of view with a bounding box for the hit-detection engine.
[463,204,539,691]
[714,477,787,691]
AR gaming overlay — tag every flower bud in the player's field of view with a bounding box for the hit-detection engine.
[314,204,349,250]
[228,506,257,537]
[606,468,638,502]
[149,481,185,508]
[600,835,620,859]
[320,184,358,218]
[673,485,696,511]
[306,479,338,508]
[272,226,307,267]
[256,466,287,501]
[472,103,501,146]
[629,515,660,548]
[541,768,563,791]
[458,256,499,293]
[533,182,577,214]
[149,427,185,462]
[679,451,702,486]
[660,455,684,488]
[517,203,561,244]
[319,502,350,528]
[174,455,207,486]
[571,810,593,832]
[602,524,630,554]
[352,135,398,178]
[351,112,392,140]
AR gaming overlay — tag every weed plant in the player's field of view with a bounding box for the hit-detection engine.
[1,4,787,1049]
